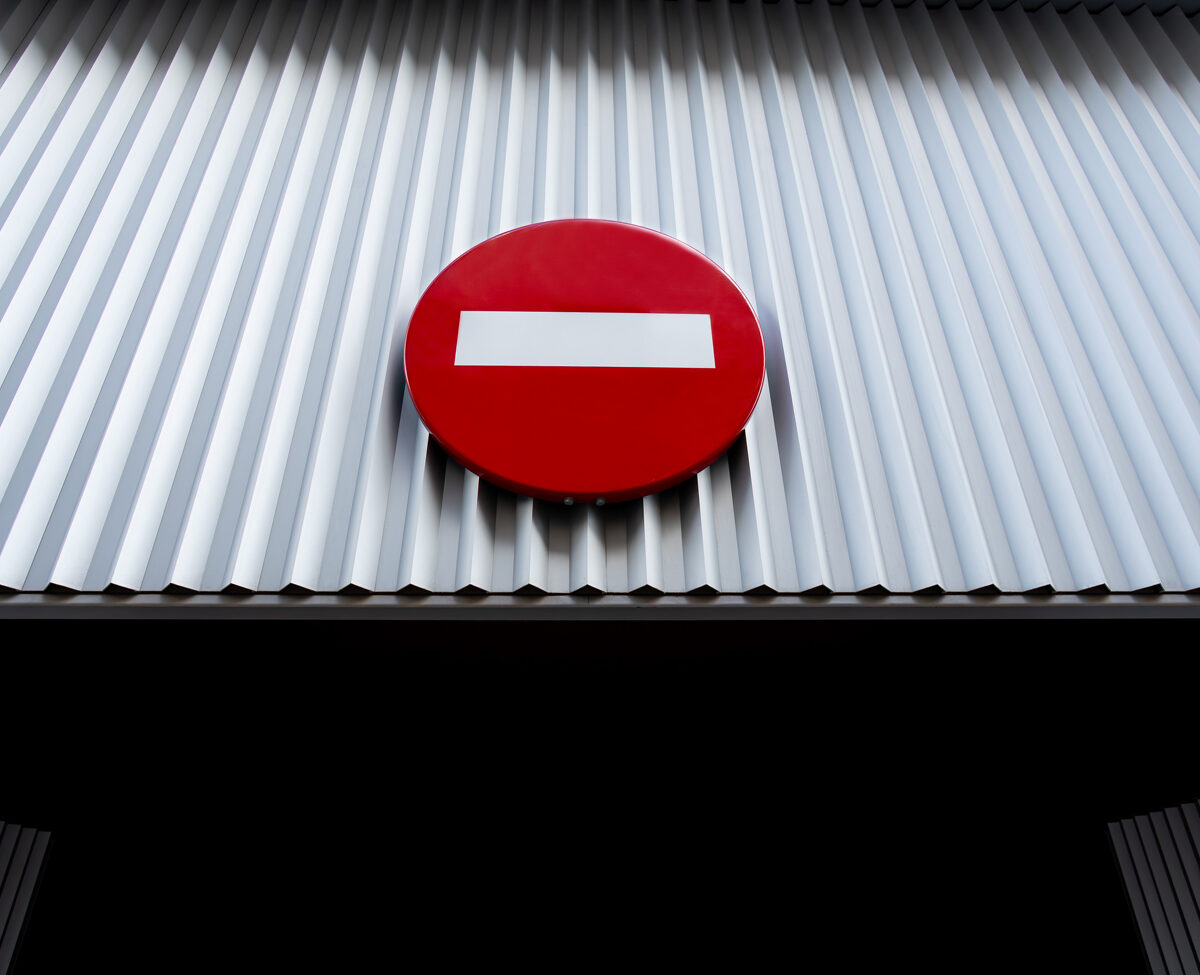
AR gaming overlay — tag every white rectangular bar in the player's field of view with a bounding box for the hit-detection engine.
[454,311,715,368]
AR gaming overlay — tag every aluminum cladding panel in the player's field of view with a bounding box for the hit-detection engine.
[2,0,1200,595]
[1110,801,1200,975]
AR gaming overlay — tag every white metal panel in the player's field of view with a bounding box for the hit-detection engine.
[1,0,1200,594]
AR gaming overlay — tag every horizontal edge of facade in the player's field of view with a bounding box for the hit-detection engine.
[830,1,1200,12]
[3,591,1200,618]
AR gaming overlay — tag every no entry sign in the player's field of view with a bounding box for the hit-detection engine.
[403,219,765,504]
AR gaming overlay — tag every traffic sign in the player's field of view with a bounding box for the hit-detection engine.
[403,219,765,504]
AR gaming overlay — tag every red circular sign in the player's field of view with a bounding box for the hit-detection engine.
[403,219,765,504]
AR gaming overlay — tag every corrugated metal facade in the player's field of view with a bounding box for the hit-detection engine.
[2,0,1200,595]
[1110,801,1200,975]
[0,820,50,974]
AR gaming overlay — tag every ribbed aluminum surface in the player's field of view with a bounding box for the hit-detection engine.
[1111,801,1200,975]
[2,0,1200,594]
[0,820,50,975]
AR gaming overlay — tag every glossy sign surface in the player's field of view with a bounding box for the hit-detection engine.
[403,220,765,504]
